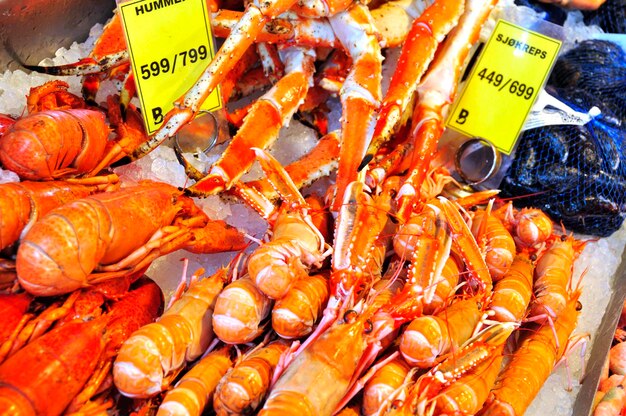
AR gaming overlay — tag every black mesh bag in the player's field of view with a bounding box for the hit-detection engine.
[583,0,626,34]
[501,40,626,237]
[550,40,626,124]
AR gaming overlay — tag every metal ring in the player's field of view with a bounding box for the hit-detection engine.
[454,137,501,186]
[173,110,219,158]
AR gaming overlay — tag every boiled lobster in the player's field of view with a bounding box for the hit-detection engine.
[0,277,163,415]
[0,82,147,181]
[0,175,119,253]
[16,180,246,296]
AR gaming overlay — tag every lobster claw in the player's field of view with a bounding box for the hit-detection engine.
[435,321,518,377]
[405,321,518,415]
[433,197,493,295]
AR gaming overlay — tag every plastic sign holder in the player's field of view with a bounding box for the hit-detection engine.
[119,0,222,134]
[446,19,562,155]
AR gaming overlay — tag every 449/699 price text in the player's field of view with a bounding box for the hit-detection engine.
[476,67,535,100]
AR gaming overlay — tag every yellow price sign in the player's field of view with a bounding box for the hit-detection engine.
[119,0,222,134]
[446,20,561,154]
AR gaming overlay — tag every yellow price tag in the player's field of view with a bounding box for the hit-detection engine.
[119,0,222,134]
[446,20,561,154]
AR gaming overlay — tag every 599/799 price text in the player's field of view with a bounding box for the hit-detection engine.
[476,67,535,100]
[140,45,209,80]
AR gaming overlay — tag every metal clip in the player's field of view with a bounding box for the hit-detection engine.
[173,110,219,161]
[454,137,501,187]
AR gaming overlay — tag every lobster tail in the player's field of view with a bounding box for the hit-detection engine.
[17,199,112,296]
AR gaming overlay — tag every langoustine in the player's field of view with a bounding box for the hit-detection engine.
[389,322,518,415]
[157,346,234,416]
[113,267,230,398]
[213,339,290,415]
[480,286,585,415]
[212,275,274,344]
[245,148,328,300]
[528,233,586,321]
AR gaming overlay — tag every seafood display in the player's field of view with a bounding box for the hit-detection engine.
[0,0,625,415]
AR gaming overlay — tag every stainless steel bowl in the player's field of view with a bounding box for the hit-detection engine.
[0,0,116,71]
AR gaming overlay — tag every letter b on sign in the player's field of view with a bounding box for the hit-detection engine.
[152,107,164,125]
[456,108,469,125]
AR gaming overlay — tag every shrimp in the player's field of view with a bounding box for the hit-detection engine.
[261,267,407,416]
[609,341,626,376]
[259,190,491,416]
[247,204,325,299]
[318,274,408,416]
[422,256,461,315]
[487,251,535,323]
[480,287,583,415]
[296,179,395,355]
[388,203,453,319]
[113,267,228,398]
[212,275,273,344]
[399,295,484,368]
[362,355,413,416]
[246,148,328,300]
[513,208,554,249]
[352,198,480,380]
[157,346,234,416]
[430,348,505,415]
[370,196,492,373]
[258,308,375,415]
[394,322,517,416]
[434,197,493,295]
[529,233,585,320]
[494,202,554,250]
[391,196,490,320]
[213,340,290,415]
[394,204,459,314]
[272,273,330,339]
[593,384,626,416]
[470,201,516,281]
